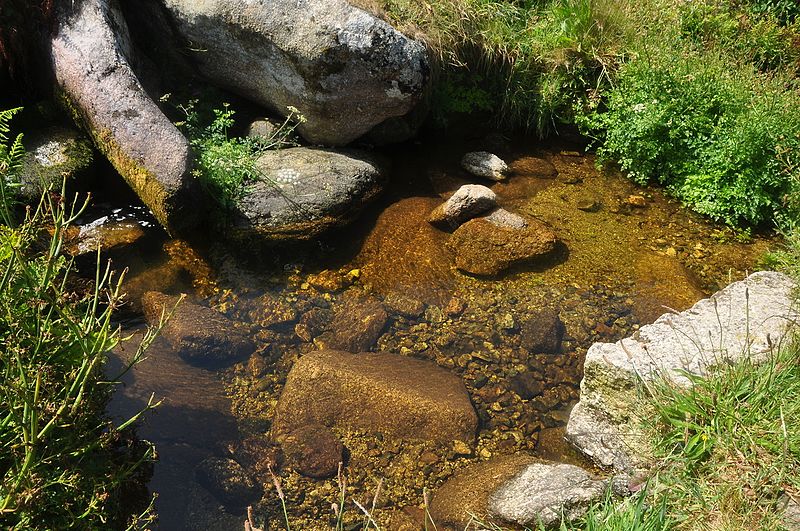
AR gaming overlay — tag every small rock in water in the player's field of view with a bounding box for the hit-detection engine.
[196,457,262,508]
[460,151,509,181]
[141,291,254,367]
[509,156,558,179]
[488,462,606,527]
[448,214,558,276]
[626,194,647,208]
[483,207,528,229]
[384,292,426,318]
[315,293,388,352]
[428,184,497,230]
[278,424,344,479]
[519,309,565,354]
[294,307,333,342]
[576,199,601,212]
[507,373,544,400]
[305,269,347,292]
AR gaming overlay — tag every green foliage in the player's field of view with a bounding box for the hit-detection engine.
[169,96,303,210]
[0,109,160,529]
[381,0,624,134]
[580,53,800,227]
[0,107,24,224]
[742,0,800,25]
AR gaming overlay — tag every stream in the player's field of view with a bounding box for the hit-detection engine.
[92,136,773,530]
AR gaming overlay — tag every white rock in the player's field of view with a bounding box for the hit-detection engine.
[460,151,509,180]
[429,184,496,229]
[566,271,798,472]
[489,462,606,527]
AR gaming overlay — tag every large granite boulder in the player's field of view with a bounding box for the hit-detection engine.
[566,271,797,472]
[229,147,387,241]
[430,455,606,528]
[49,0,198,234]
[272,350,477,445]
[155,0,429,146]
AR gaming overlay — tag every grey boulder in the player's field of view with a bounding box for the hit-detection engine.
[18,126,94,201]
[566,271,798,472]
[49,0,198,234]
[229,147,387,241]
[428,184,497,230]
[461,151,509,181]
[157,0,429,146]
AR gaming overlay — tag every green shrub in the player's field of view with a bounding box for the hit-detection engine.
[580,53,800,227]
[169,97,303,210]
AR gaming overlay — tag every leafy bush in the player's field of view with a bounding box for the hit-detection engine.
[580,54,800,227]
[170,97,303,210]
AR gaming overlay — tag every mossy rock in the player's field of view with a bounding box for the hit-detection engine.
[18,126,95,201]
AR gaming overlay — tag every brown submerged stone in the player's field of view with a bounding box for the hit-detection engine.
[272,350,477,445]
[314,292,388,352]
[356,196,455,306]
[448,216,558,276]
[141,291,254,366]
[633,253,706,323]
[277,424,344,479]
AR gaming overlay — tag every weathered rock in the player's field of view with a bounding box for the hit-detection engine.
[429,455,537,527]
[448,211,558,276]
[253,294,300,332]
[229,147,387,241]
[461,152,509,181]
[277,424,345,479]
[272,350,478,445]
[156,0,429,145]
[196,457,262,508]
[18,126,94,201]
[507,373,544,400]
[142,291,255,366]
[357,196,455,306]
[315,293,388,351]
[488,462,607,527]
[50,0,198,233]
[294,307,333,342]
[519,309,566,354]
[246,118,280,140]
[71,219,145,256]
[566,271,797,472]
[428,184,497,230]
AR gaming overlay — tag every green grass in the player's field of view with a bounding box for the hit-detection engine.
[0,109,161,529]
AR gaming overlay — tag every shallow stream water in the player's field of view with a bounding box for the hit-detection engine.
[93,137,773,530]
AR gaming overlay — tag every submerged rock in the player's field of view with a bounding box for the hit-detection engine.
[196,457,262,508]
[277,424,345,479]
[50,0,198,234]
[566,271,798,472]
[430,455,537,527]
[142,291,254,366]
[155,0,429,146]
[633,253,705,324]
[510,156,558,179]
[315,293,388,352]
[18,126,94,201]
[272,350,478,445]
[519,308,566,354]
[428,184,497,230]
[448,210,558,276]
[461,152,509,181]
[357,196,455,306]
[229,147,387,241]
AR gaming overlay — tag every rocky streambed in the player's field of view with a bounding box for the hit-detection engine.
[97,138,778,530]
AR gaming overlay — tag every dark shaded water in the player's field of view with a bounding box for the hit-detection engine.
[92,138,773,529]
